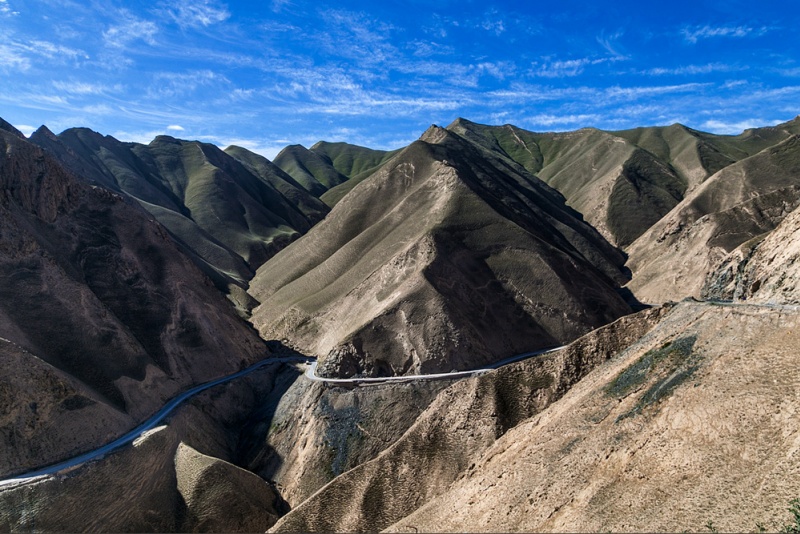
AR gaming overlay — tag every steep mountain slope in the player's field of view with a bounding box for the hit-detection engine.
[448,119,687,248]
[448,118,796,249]
[270,301,800,533]
[704,202,800,304]
[249,125,632,378]
[271,141,398,207]
[30,127,327,309]
[626,133,800,303]
[0,124,268,477]
[270,307,667,532]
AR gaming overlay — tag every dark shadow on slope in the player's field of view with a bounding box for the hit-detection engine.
[234,341,309,514]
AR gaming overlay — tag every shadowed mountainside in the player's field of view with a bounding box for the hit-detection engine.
[0,123,269,477]
[447,118,796,248]
[30,127,328,312]
[249,125,632,379]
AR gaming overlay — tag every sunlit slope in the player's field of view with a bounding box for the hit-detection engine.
[249,125,631,379]
[447,118,797,249]
[627,131,800,302]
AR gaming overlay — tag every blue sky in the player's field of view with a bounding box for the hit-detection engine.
[1,0,799,158]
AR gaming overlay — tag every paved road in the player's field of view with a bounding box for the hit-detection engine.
[0,345,565,488]
[0,355,310,488]
[304,345,565,385]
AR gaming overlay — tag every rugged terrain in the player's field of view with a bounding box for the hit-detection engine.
[30,126,329,311]
[0,122,269,477]
[1,115,800,533]
[249,125,632,378]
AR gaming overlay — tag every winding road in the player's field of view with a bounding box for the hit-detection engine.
[0,346,563,488]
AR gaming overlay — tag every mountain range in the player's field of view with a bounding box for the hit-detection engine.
[1,114,799,532]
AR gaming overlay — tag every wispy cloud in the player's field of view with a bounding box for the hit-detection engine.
[530,56,625,78]
[0,44,29,70]
[522,113,602,128]
[597,30,627,59]
[104,11,158,48]
[148,70,229,97]
[702,118,783,133]
[682,25,767,44]
[159,0,230,28]
[480,9,506,36]
[641,63,746,76]
[52,81,123,95]
[0,39,87,71]
[315,9,398,64]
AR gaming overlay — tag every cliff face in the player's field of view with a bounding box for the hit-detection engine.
[0,128,269,477]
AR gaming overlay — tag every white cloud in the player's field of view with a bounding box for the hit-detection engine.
[522,113,602,128]
[161,0,230,28]
[52,81,122,94]
[530,56,625,78]
[167,124,185,131]
[104,11,158,48]
[702,118,783,133]
[0,0,19,16]
[604,83,709,99]
[682,25,766,44]
[149,69,229,97]
[596,31,626,59]
[0,44,29,70]
[13,124,35,136]
[642,63,745,76]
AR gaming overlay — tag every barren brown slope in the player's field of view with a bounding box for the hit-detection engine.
[626,134,800,303]
[388,301,800,533]
[30,127,327,309]
[270,301,800,534]
[0,126,268,477]
[249,125,631,379]
[704,202,800,304]
[269,307,666,533]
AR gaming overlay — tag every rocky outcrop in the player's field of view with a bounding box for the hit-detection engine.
[704,203,800,304]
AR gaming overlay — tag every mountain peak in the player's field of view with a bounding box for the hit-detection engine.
[30,124,58,142]
[419,124,449,143]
